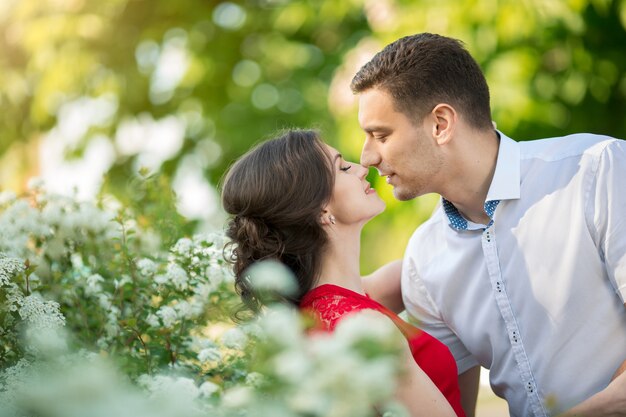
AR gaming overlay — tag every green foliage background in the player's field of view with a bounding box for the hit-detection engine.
[1,0,625,272]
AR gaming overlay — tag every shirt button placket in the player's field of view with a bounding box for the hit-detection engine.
[482,226,547,416]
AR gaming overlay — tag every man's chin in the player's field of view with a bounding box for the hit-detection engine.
[392,187,419,201]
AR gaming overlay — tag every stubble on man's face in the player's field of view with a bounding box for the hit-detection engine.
[388,125,443,202]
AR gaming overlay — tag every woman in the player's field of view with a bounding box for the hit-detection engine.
[221,129,463,417]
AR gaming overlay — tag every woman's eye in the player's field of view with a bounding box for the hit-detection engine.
[339,165,351,172]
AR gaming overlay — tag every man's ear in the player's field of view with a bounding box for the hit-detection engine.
[430,103,457,145]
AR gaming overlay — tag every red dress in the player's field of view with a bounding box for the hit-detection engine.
[300,284,465,417]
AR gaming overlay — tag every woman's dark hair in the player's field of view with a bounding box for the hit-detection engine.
[221,129,334,319]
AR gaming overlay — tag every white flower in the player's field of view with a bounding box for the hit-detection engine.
[154,274,168,285]
[193,282,215,299]
[244,372,264,387]
[198,344,221,363]
[174,300,193,319]
[18,293,65,330]
[246,260,297,296]
[140,375,200,403]
[157,306,177,328]
[136,258,157,276]
[334,310,399,347]
[205,264,227,286]
[113,275,131,290]
[172,237,193,256]
[0,190,17,206]
[85,274,104,296]
[166,263,188,290]
[220,327,247,349]
[98,294,112,310]
[146,313,160,328]
[258,306,303,348]
[70,253,84,269]
[26,177,45,191]
[105,320,120,337]
[221,386,253,409]
[199,380,220,397]
[273,350,311,383]
[0,253,25,286]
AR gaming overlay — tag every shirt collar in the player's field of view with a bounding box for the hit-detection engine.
[486,131,520,202]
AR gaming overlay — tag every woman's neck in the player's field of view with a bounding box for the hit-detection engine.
[315,224,364,294]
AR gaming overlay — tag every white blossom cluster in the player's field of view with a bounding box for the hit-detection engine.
[146,233,235,331]
[0,253,24,286]
[1,184,237,375]
[0,182,118,263]
[1,307,406,417]
[1,184,406,417]
[215,306,406,417]
[17,293,65,330]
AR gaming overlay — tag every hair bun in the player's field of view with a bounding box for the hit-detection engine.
[228,215,284,267]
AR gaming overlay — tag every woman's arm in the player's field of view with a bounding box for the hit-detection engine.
[395,330,457,417]
[362,259,404,313]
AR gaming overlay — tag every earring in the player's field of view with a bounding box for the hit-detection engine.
[329,214,336,225]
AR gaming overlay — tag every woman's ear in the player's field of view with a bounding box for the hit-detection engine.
[430,103,456,146]
[319,208,335,226]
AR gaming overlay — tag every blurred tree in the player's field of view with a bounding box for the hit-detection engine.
[1,0,625,272]
[330,0,626,271]
[0,0,370,201]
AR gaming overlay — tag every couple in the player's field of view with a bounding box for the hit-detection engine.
[222,34,626,417]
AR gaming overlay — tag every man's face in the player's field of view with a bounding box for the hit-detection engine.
[358,87,443,201]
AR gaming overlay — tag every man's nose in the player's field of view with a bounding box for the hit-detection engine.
[360,138,380,168]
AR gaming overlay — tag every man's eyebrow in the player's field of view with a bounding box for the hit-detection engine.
[363,126,392,134]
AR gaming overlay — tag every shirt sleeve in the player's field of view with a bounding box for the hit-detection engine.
[401,253,478,374]
[586,139,626,303]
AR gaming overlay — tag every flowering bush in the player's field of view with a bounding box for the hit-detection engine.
[0,179,406,417]
[0,179,237,377]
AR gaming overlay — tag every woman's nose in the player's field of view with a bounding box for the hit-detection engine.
[357,164,368,179]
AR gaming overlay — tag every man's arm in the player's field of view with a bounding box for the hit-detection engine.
[458,366,480,417]
[362,259,404,313]
[569,141,626,416]
[558,367,626,417]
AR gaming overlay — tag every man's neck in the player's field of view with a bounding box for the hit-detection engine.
[442,129,500,224]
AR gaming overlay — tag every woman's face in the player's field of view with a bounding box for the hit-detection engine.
[324,144,385,225]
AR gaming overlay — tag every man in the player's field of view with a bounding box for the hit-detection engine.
[352,33,626,417]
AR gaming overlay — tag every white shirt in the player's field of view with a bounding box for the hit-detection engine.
[402,132,626,417]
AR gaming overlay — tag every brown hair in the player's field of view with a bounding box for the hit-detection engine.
[221,129,334,318]
[351,33,492,130]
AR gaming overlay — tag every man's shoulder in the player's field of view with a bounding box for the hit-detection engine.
[518,133,619,162]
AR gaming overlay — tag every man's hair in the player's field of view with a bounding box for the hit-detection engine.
[351,33,492,130]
